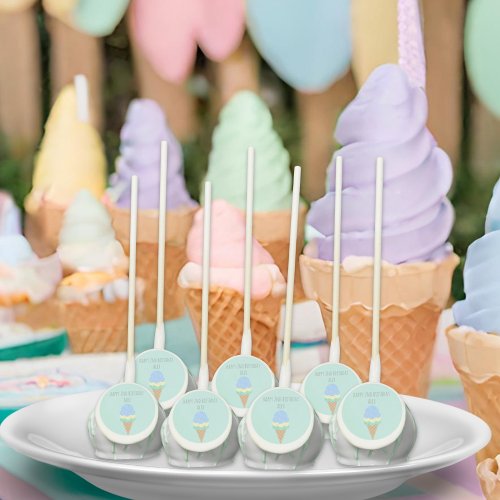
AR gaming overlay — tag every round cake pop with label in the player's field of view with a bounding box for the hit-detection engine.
[212,148,275,418]
[88,176,165,460]
[239,166,323,470]
[331,158,417,466]
[135,141,195,411]
[161,182,239,468]
[301,156,361,436]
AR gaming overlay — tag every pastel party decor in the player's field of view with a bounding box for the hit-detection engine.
[397,0,426,89]
[246,0,351,92]
[465,0,500,118]
[351,0,399,86]
[130,0,245,83]
[43,0,129,36]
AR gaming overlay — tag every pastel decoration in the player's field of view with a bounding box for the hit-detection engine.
[130,0,246,83]
[246,0,351,92]
[0,0,36,11]
[0,192,21,236]
[465,0,500,118]
[43,0,129,36]
[397,0,426,89]
[351,0,399,86]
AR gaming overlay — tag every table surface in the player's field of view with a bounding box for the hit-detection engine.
[0,315,486,500]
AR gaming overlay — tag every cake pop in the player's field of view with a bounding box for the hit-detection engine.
[331,158,417,466]
[135,141,195,411]
[212,148,275,418]
[239,166,323,470]
[88,176,164,460]
[301,157,361,436]
[161,182,239,468]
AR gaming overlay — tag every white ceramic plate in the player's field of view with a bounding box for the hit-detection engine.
[0,391,490,500]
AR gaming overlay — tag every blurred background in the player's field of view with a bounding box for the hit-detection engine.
[0,0,498,299]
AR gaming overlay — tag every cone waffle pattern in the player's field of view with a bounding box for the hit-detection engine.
[447,326,500,463]
[63,299,128,353]
[14,298,63,330]
[317,302,439,397]
[133,241,188,322]
[185,288,282,377]
[477,455,500,499]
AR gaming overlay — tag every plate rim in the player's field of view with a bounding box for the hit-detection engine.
[0,390,491,482]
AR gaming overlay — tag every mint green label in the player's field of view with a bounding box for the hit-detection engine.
[302,363,360,419]
[213,356,274,410]
[97,383,157,437]
[135,350,188,407]
[249,388,313,446]
[340,383,404,441]
[170,390,231,446]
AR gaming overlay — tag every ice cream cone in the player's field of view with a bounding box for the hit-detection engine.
[24,197,66,258]
[254,204,307,299]
[239,394,249,407]
[477,454,500,499]
[185,287,282,377]
[153,388,163,400]
[300,253,458,397]
[196,429,206,442]
[275,429,286,443]
[123,421,133,434]
[367,424,378,439]
[447,325,500,462]
[328,401,337,414]
[63,297,129,353]
[109,204,197,322]
[14,298,63,330]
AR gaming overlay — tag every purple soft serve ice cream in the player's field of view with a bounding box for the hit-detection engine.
[307,64,454,264]
[109,99,195,210]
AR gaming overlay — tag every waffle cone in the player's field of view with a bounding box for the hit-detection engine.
[275,429,286,443]
[123,421,133,434]
[184,287,282,377]
[367,424,378,439]
[24,198,66,258]
[477,455,500,499]
[14,298,63,330]
[447,325,500,462]
[300,253,458,397]
[239,394,249,407]
[109,204,197,322]
[196,429,206,442]
[253,205,307,299]
[63,298,128,353]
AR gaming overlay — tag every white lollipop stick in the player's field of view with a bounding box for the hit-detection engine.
[154,141,168,349]
[198,182,212,391]
[329,156,343,364]
[124,175,138,383]
[279,166,301,388]
[369,158,384,383]
[241,147,255,356]
[74,74,90,123]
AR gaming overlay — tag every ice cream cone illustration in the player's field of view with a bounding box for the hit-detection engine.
[272,410,290,444]
[324,383,341,414]
[148,370,166,400]
[363,405,382,439]
[235,376,253,407]
[193,411,209,442]
[120,403,136,434]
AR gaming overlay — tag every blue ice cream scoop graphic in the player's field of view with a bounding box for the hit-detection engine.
[120,403,136,434]
[235,376,253,407]
[272,410,290,443]
[193,411,209,442]
[363,405,382,439]
[149,370,166,400]
[324,383,341,414]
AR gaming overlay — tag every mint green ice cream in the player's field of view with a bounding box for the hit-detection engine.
[205,91,291,212]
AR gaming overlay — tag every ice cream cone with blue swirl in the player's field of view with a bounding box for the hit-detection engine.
[324,384,340,414]
[272,410,290,444]
[120,404,136,434]
[193,411,209,442]
[363,405,382,439]
[149,370,166,400]
[235,376,253,407]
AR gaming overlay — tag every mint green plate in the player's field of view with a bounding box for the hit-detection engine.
[0,332,67,362]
